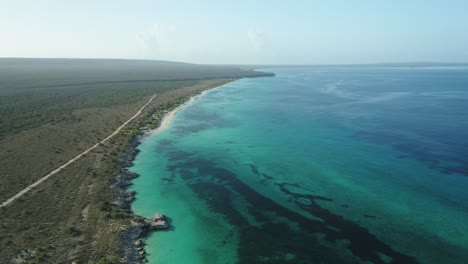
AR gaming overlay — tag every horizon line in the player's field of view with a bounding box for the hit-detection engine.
[1,57,468,67]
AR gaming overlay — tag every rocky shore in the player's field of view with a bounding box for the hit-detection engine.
[113,135,141,214]
[131,212,170,262]
[112,135,171,263]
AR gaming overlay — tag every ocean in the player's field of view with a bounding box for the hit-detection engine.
[129,67,468,264]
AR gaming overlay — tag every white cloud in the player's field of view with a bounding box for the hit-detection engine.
[137,24,176,58]
[247,29,264,52]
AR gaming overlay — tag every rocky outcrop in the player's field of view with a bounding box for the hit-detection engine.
[124,191,136,202]
[137,212,170,238]
[146,212,169,229]
[114,136,172,263]
[112,135,141,214]
[128,212,170,263]
[133,239,146,262]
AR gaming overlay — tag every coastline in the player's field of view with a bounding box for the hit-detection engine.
[147,91,196,135]
[116,70,422,264]
[113,79,237,263]
[146,81,231,136]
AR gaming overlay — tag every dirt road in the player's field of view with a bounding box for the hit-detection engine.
[0,94,156,209]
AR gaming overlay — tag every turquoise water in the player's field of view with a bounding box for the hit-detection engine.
[130,67,468,264]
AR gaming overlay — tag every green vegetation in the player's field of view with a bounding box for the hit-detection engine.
[0,58,270,262]
[0,58,270,138]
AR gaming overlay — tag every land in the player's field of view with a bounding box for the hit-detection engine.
[0,58,272,263]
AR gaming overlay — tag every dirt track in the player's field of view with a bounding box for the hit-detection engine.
[0,94,156,209]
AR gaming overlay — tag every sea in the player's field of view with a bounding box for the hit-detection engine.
[129,67,468,264]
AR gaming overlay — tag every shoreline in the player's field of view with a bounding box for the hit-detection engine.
[146,92,196,135]
[146,83,227,136]
[113,79,237,263]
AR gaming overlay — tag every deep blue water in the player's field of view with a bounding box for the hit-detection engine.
[131,67,468,263]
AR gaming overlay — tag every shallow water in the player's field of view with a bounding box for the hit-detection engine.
[130,67,468,264]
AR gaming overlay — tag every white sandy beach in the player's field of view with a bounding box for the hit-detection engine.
[148,84,227,135]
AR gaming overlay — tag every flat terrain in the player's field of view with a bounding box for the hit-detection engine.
[0,58,269,263]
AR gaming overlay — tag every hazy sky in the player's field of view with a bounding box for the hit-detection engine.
[1,0,468,64]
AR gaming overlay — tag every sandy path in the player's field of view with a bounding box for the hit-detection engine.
[0,94,156,209]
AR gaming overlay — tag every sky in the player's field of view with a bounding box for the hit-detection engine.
[1,0,468,64]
